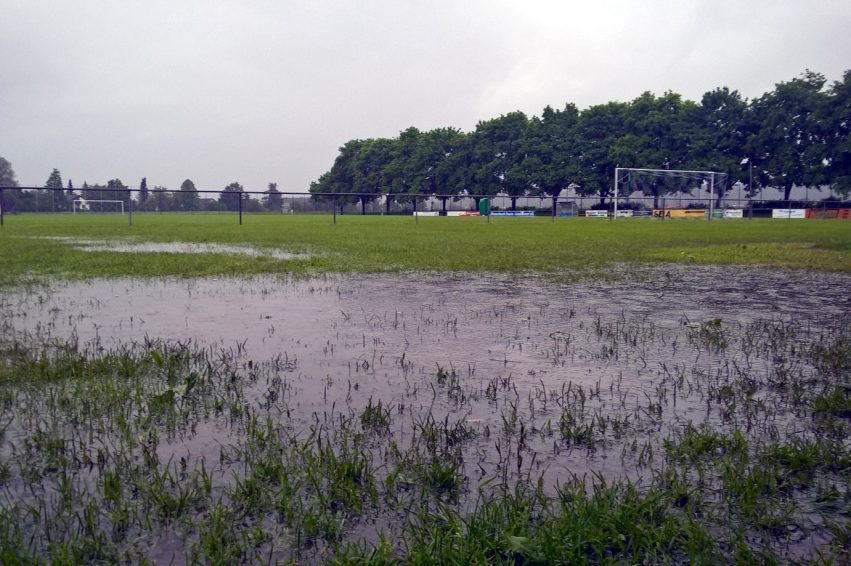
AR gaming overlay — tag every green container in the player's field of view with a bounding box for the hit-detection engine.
[479,198,491,215]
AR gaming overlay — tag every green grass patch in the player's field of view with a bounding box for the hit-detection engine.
[0,214,849,285]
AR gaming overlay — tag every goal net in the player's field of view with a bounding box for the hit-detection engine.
[613,168,729,218]
[73,199,125,214]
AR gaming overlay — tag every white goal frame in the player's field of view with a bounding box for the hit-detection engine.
[613,167,728,220]
[73,199,125,214]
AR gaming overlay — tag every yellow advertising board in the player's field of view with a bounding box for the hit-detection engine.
[652,209,706,219]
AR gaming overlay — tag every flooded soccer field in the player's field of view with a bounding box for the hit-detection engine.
[1,265,850,563]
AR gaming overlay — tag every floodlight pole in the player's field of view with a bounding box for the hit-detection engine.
[613,168,619,220]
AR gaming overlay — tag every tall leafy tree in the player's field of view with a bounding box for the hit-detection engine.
[821,70,851,197]
[219,182,244,211]
[107,179,131,209]
[81,181,98,201]
[178,179,200,211]
[471,112,530,209]
[383,127,421,201]
[523,104,581,201]
[686,88,755,203]
[45,168,70,212]
[747,70,827,200]
[264,182,283,212]
[153,185,171,212]
[414,127,466,211]
[615,92,699,207]
[574,101,628,205]
[139,177,149,206]
[0,156,22,213]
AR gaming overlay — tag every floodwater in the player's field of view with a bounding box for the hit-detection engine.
[3,265,849,479]
[2,265,850,561]
[36,237,314,260]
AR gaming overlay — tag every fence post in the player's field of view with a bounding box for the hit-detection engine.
[239,193,243,225]
[0,188,4,227]
[414,198,418,223]
[552,195,557,222]
[128,192,133,227]
[333,196,337,225]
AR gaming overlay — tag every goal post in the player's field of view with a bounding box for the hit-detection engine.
[73,199,125,214]
[613,167,729,219]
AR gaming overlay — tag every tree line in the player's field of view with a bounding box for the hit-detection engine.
[309,69,851,207]
[2,69,848,214]
[0,163,287,214]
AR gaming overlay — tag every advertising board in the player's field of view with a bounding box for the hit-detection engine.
[652,209,706,219]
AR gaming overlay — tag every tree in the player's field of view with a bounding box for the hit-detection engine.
[685,88,756,203]
[0,156,23,213]
[613,92,700,207]
[219,182,244,211]
[309,139,376,213]
[523,104,581,202]
[153,185,171,212]
[383,128,421,207]
[574,101,629,205]
[263,182,283,212]
[107,179,131,208]
[412,127,466,212]
[470,112,530,209]
[81,181,98,201]
[747,70,827,201]
[821,69,851,197]
[67,179,76,206]
[178,179,200,211]
[138,177,149,206]
[43,168,66,212]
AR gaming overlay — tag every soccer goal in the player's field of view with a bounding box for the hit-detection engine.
[73,199,125,214]
[613,168,729,219]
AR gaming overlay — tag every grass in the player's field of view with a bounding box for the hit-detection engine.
[0,213,849,285]
[2,212,851,562]
[2,295,850,562]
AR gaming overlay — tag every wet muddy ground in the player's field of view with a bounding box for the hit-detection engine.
[1,265,850,562]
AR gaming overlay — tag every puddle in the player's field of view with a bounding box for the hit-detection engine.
[36,236,313,260]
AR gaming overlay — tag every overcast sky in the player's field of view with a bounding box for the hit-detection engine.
[2,0,849,192]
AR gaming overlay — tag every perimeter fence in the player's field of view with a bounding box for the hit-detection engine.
[0,186,849,227]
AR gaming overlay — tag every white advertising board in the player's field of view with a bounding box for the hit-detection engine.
[723,209,744,219]
[772,209,806,219]
[585,210,608,218]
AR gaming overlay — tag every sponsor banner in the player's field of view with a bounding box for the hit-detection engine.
[723,209,744,219]
[585,210,609,218]
[806,209,851,219]
[490,211,536,217]
[653,209,706,219]
[446,211,481,217]
[771,208,806,219]
[413,211,439,217]
[559,211,576,217]
[615,210,633,218]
